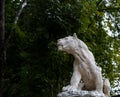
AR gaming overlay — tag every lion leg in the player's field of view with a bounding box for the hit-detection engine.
[78,81,84,90]
[70,69,82,88]
[62,64,81,91]
[103,79,111,97]
[95,72,104,94]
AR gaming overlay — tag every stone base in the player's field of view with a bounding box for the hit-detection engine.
[57,90,108,97]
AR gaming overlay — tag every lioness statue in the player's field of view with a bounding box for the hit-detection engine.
[57,33,111,97]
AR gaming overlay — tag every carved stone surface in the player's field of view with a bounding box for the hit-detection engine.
[57,90,107,97]
[57,33,111,97]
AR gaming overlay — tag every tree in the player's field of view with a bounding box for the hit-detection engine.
[4,0,120,97]
[97,0,120,94]
[0,0,5,97]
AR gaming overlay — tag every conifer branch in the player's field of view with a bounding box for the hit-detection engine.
[98,6,120,12]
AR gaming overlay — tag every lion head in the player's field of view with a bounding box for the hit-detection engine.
[57,33,91,60]
[57,33,79,54]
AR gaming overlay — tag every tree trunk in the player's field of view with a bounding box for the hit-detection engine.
[0,0,5,97]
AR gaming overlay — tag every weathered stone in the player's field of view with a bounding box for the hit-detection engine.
[57,33,111,97]
[57,90,107,97]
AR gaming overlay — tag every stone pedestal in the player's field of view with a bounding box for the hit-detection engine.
[57,90,107,97]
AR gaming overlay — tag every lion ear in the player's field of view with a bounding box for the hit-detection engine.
[73,33,77,39]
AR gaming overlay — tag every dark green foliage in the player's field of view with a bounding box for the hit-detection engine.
[4,0,120,97]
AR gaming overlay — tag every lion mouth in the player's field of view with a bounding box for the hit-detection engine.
[57,42,63,50]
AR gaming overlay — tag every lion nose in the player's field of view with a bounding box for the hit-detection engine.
[57,39,61,42]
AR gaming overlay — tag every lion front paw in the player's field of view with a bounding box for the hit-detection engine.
[62,85,77,91]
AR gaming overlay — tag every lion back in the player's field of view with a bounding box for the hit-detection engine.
[77,39,95,64]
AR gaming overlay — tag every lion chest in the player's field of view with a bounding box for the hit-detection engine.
[79,65,96,90]
[74,60,97,90]
[74,61,92,79]
[79,63,93,80]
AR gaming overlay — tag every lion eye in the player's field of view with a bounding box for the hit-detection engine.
[65,37,68,40]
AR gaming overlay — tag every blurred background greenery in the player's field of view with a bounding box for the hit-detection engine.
[4,0,120,97]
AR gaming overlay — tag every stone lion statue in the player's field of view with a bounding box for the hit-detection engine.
[57,33,111,97]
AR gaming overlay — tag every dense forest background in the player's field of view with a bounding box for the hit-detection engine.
[1,0,120,97]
